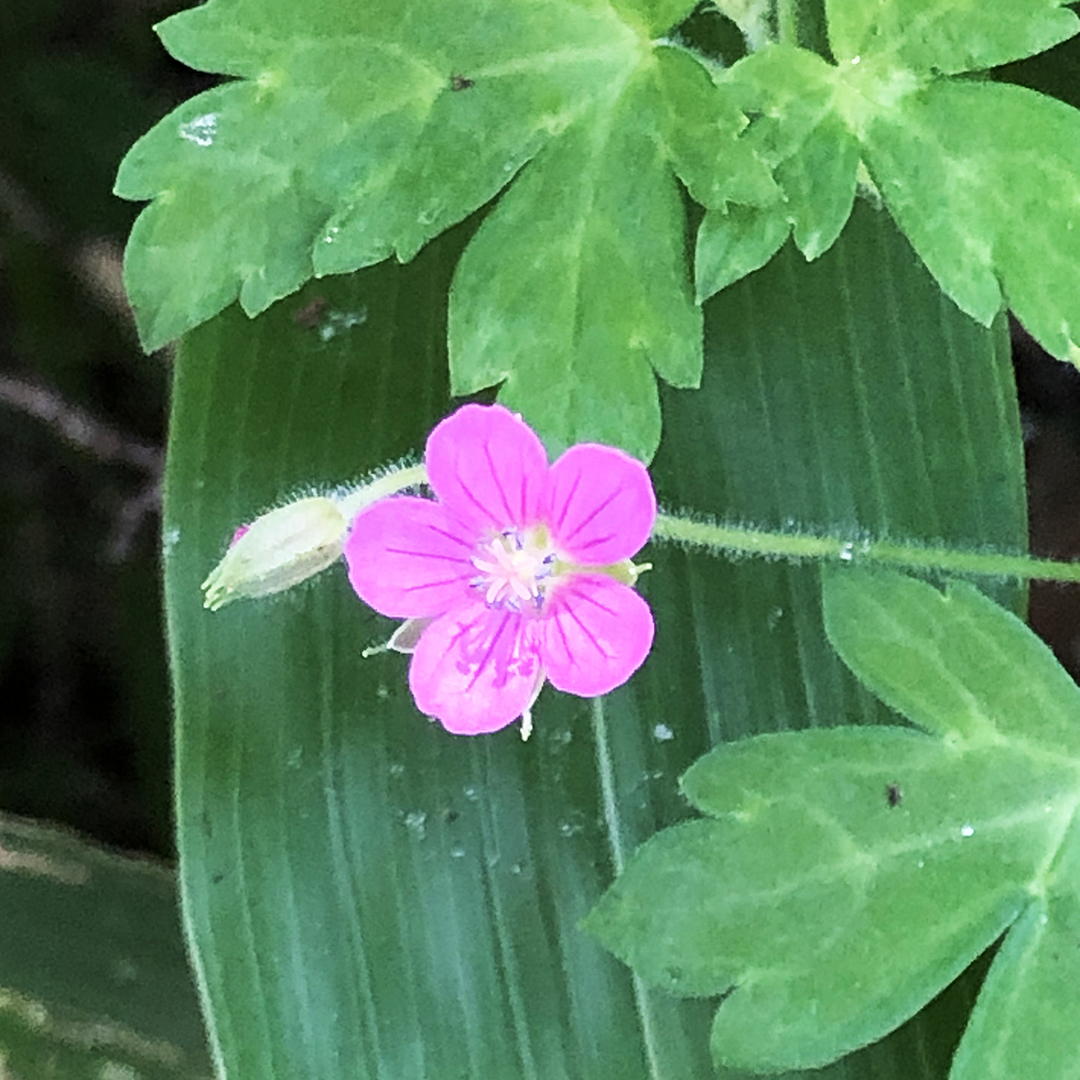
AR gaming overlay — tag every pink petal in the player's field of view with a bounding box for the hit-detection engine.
[547,444,656,564]
[540,575,654,698]
[409,601,544,734]
[424,404,550,533]
[344,497,475,618]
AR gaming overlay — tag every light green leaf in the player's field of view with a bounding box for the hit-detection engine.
[695,45,860,296]
[775,110,859,260]
[612,0,699,35]
[695,203,789,300]
[448,68,701,461]
[587,566,1080,1074]
[822,569,1080,753]
[0,814,211,1080]
[114,0,648,350]
[826,0,1079,74]
[864,79,1080,357]
[653,46,778,211]
[951,860,1080,1080]
[586,724,1067,1070]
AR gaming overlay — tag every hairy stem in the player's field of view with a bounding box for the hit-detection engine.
[335,463,426,520]
[652,512,1080,584]
[332,465,1080,584]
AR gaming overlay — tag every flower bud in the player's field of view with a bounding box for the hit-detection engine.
[201,496,347,610]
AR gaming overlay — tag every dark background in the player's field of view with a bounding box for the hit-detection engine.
[3,0,1080,860]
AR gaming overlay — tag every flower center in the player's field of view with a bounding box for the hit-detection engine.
[471,527,557,611]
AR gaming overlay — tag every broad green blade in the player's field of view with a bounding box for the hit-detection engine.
[0,814,211,1080]
[166,199,1025,1079]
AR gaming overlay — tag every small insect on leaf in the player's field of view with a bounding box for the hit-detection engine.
[886,782,903,808]
[450,74,475,91]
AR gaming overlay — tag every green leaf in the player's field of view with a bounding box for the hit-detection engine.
[826,0,1079,74]
[612,0,699,35]
[775,110,859,260]
[950,871,1080,1080]
[695,45,860,297]
[714,38,1080,362]
[863,79,1080,358]
[822,569,1080,752]
[117,2,749,457]
[167,202,1026,1080]
[448,65,702,461]
[586,726,1058,1069]
[653,47,778,211]
[0,814,211,1080]
[695,203,789,300]
[587,568,1080,1075]
[114,0,648,350]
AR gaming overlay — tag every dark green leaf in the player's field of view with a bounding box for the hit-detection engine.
[168,203,1026,1080]
[0,815,211,1080]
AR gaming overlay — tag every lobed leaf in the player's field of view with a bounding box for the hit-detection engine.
[652,47,777,211]
[695,202,789,301]
[587,568,1080,1074]
[950,867,1080,1080]
[863,79,1080,359]
[826,0,1079,75]
[822,568,1080,753]
[448,66,702,461]
[115,0,648,351]
[696,44,861,299]
[713,34,1080,363]
[118,0,782,458]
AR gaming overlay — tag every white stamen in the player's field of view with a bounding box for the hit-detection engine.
[471,527,556,610]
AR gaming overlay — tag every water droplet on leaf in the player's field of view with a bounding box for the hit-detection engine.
[403,810,427,839]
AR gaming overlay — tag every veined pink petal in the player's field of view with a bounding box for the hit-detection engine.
[344,497,475,618]
[425,404,550,533]
[547,444,656,564]
[409,601,543,734]
[540,575,654,698]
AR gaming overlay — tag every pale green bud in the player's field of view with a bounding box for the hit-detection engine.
[201,496,347,611]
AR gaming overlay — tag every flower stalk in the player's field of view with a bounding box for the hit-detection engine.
[204,465,1080,615]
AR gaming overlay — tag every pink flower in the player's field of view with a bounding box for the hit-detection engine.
[344,404,656,735]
